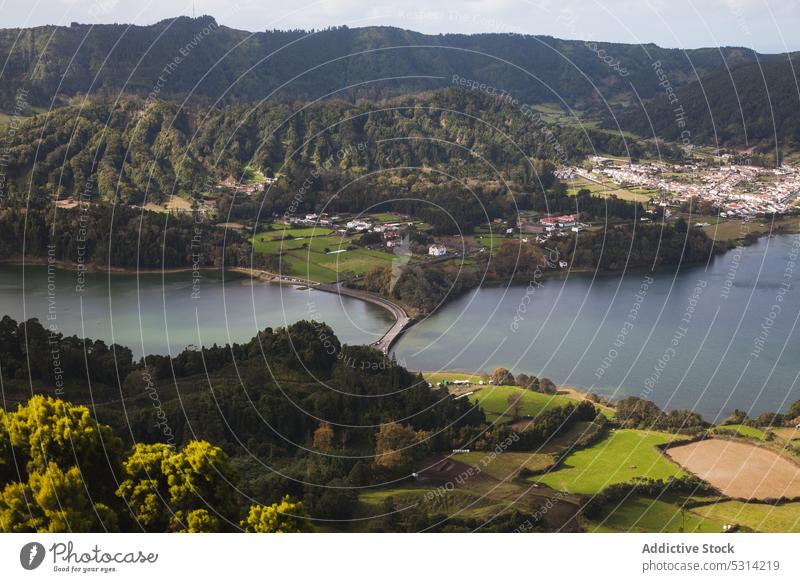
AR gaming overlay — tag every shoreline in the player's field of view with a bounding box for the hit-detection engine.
[2,228,794,360]
[0,258,413,353]
[0,256,211,275]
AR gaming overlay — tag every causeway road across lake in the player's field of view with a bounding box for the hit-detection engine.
[232,268,412,353]
[319,282,412,353]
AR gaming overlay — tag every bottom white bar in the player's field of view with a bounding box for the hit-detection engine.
[1,533,797,581]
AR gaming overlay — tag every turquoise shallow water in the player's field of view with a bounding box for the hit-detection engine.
[0,265,394,359]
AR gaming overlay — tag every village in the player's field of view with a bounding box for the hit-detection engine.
[557,156,800,219]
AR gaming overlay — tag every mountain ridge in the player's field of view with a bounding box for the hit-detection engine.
[0,17,763,112]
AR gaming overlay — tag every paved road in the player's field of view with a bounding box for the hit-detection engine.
[233,268,412,354]
[319,283,412,353]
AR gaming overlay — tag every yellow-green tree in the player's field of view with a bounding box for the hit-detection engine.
[0,462,118,532]
[4,395,122,490]
[116,441,238,532]
[0,408,12,484]
[241,496,308,533]
[0,396,121,532]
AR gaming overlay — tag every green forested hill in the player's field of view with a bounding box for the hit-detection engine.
[0,16,760,112]
[0,89,667,204]
[614,56,800,150]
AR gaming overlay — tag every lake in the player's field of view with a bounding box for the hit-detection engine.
[0,265,394,359]
[3,235,799,420]
[392,234,800,421]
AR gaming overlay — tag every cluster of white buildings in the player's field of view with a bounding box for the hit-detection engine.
[345,219,372,231]
[340,219,409,248]
[564,157,800,219]
[537,213,586,236]
[284,212,338,226]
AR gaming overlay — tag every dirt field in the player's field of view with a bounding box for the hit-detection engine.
[666,439,800,500]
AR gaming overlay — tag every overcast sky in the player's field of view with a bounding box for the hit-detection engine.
[2,0,798,53]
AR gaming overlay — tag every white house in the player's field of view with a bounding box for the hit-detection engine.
[346,220,371,231]
[428,244,447,257]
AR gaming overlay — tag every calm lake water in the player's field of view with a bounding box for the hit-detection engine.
[392,235,800,420]
[3,235,799,419]
[0,266,394,359]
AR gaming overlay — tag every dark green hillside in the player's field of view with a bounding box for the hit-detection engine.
[0,17,759,112]
[615,56,800,151]
[0,89,668,205]
[0,316,485,454]
[0,205,253,269]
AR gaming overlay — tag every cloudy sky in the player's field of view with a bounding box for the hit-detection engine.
[2,0,798,53]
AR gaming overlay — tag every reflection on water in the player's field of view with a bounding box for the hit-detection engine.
[0,266,394,358]
[393,235,800,420]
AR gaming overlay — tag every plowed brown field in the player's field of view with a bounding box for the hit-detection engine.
[666,439,800,499]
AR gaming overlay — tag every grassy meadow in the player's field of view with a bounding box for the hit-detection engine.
[251,224,399,283]
[532,429,686,494]
[691,500,800,533]
[467,385,575,422]
[587,497,725,533]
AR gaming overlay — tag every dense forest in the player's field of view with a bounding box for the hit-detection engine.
[0,316,602,532]
[1,89,668,206]
[0,317,484,453]
[614,55,800,150]
[0,17,760,112]
[2,17,795,154]
[0,206,253,269]
[555,218,721,271]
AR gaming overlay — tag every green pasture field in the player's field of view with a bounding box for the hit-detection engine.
[358,486,508,521]
[702,217,800,242]
[587,496,725,533]
[532,429,687,494]
[256,226,335,239]
[252,227,397,283]
[710,424,767,440]
[691,500,800,533]
[536,420,599,454]
[468,385,574,422]
[422,373,611,421]
[566,177,655,203]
